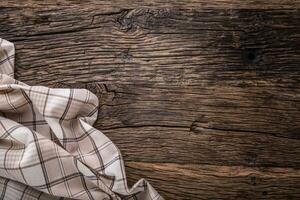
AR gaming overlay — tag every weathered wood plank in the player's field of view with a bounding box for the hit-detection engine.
[0,7,298,87]
[102,126,300,168]
[92,84,300,139]
[126,162,300,200]
[1,0,299,9]
[1,1,300,199]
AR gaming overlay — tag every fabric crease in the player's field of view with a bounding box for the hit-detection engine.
[0,38,163,200]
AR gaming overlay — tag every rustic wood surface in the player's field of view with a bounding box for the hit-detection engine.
[1,1,300,199]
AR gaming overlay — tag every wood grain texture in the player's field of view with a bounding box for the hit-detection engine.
[126,162,300,200]
[1,1,300,199]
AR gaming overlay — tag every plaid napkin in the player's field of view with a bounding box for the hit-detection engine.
[0,38,163,200]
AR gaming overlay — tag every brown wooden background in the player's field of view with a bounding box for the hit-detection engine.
[1,1,300,199]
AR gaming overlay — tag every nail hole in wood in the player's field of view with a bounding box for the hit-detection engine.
[247,52,256,61]
[243,49,261,64]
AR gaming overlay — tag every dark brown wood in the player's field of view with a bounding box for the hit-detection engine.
[126,162,300,200]
[1,1,300,199]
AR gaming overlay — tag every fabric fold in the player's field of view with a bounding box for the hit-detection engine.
[0,38,163,200]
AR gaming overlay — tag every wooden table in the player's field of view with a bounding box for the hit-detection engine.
[1,1,300,199]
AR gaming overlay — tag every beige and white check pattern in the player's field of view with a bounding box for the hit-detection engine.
[0,38,163,200]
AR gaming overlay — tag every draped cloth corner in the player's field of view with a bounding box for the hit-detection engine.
[0,38,163,200]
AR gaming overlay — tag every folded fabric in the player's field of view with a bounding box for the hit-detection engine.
[0,38,163,200]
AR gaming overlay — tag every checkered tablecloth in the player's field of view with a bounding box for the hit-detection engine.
[0,38,163,200]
